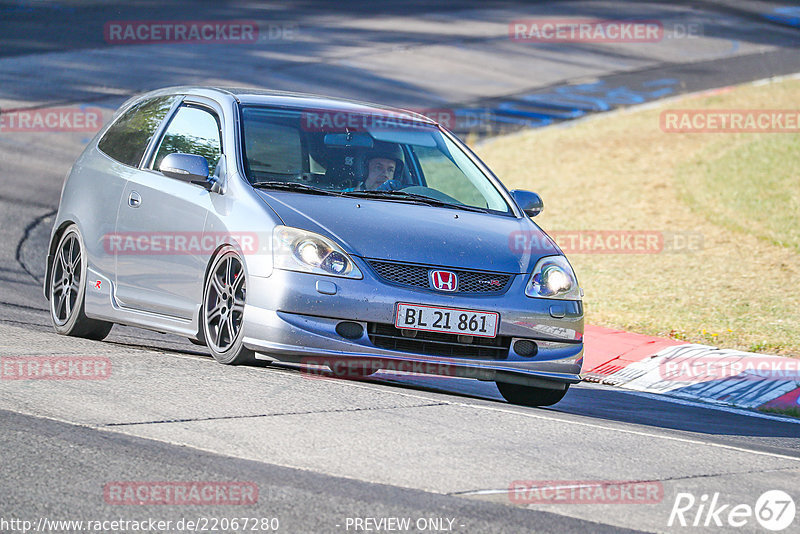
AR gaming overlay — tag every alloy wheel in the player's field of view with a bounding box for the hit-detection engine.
[204,254,246,353]
[50,232,82,325]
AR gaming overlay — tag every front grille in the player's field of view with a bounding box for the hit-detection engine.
[368,323,510,359]
[366,259,513,294]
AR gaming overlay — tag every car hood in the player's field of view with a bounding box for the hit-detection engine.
[255,191,559,273]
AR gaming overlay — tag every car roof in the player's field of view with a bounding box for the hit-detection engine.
[138,85,437,125]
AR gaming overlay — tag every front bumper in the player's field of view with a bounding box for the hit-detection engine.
[242,259,583,387]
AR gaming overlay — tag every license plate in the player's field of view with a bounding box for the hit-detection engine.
[395,303,499,338]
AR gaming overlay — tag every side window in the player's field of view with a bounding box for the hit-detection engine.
[152,105,222,175]
[97,96,176,167]
[243,121,303,176]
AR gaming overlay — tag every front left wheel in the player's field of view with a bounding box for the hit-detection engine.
[202,249,255,365]
[49,225,113,340]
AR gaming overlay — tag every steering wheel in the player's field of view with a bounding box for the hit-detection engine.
[376,179,403,191]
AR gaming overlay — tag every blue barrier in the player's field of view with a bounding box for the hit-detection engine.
[764,6,800,27]
[454,78,679,133]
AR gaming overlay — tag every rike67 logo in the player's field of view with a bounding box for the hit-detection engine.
[668,490,796,531]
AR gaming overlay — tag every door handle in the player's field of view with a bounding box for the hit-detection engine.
[128,191,141,208]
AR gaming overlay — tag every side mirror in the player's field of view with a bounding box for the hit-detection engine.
[510,189,544,217]
[160,153,213,189]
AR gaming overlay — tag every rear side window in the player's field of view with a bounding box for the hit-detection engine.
[98,96,176,167]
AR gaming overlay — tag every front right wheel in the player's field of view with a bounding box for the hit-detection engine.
[202,249,255,365]
[496,381,569,407]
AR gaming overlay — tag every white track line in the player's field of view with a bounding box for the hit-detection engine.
[333,380,800,463]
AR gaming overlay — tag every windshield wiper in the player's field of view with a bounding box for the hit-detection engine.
[252,183,491,212]
[341,190,490,213]
[251,181,337,196]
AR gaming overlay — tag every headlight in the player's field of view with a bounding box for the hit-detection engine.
[273,226,362,279]
[525,255,581,300]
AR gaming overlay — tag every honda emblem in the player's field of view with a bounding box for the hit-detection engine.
[429,270,458,292]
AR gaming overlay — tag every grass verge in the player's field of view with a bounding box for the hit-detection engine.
[477,77,800,356]
[759,406,800,419]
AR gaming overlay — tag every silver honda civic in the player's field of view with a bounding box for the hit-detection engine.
[45,86,584,406]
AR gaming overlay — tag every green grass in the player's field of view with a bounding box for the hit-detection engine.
[676,135,800,253]
[476,78,800,357]
[759,406,800,419]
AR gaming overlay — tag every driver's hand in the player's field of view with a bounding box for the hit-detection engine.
[376,179,402,191]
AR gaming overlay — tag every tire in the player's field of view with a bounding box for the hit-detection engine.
[201,248,255,365]
[496,381,569,407]
[49,225,113,340]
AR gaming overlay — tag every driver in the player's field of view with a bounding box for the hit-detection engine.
[364,156,398,190]
[361,143,405,190]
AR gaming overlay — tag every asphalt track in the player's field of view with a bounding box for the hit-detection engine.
[1,1,800,532]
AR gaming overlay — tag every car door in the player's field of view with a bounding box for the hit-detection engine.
[83,95,177,281]
[113,101,223,320]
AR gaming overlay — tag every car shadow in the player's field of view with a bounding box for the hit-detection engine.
[279,364,800,440]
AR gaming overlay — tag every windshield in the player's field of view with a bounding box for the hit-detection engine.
[239,106,511,214]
